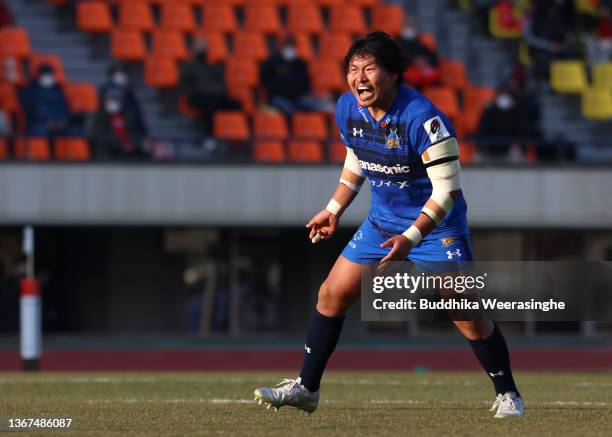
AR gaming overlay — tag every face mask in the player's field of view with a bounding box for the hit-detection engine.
[112,72,128,86]
[496,94,514,110]
[281,46,297,61]
[39,74,55,88]
[401,27,418,39]
[105,100,121,114]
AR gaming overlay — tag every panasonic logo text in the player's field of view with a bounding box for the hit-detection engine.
[359,160,411,175]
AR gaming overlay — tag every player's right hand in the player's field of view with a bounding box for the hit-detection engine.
[306,209,339,242]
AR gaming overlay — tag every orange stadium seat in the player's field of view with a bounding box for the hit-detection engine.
[144,56,179,88]
[0,138,8,159]
[418,33,438,53]
[64,82,99,113]
[29,53,66,83]
[233,32,269,62]
[329,5,367,35]
[77,1,113,33]
[291,33,314,62]
[371,4,404,35]
[253,111,289,139]
[287,5,324,34]
[288,140,323,162]
[109,0,152,4]
[244,5,282,34]
[118,2,155,32]
[292,111,328,140]
[0,83,20,115]
[314,0,344,6]
[225,58,259,89]
[328,138,346,162]
[55,137,91,161]
[202,5,238,33]
[201,0,243,5]
[0,27,32,58]
[253,140,286,162]
[423,86,460,121]
[111,29,147,61]
[319,33,353,61]
[459,85,495,136]
[192,31,229,63]
[152,30,189,61]
[245,0,276,4]
[458,141,477,164]
[351,0,380,6]
[228,86,256,115]
[178,94,201,118]
[14,137,51,160]
[160,3,197,33]
[310,59,345,95]
[150,0,204,5]
[439,59,468,92]
[213,110,250,141]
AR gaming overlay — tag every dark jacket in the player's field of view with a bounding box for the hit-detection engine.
[19,82,70,135]
[89,108,147,158]
[260,55,310,100]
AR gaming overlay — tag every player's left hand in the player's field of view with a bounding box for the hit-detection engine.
[379,235,413,264]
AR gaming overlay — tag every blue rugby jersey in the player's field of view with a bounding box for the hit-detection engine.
[335,85,469,238]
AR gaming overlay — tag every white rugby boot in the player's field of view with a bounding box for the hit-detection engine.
[254,377,320,413]
[490,391,525,418]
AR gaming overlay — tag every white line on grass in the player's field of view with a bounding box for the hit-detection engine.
[82,398,610,407]
[574,382,612,387]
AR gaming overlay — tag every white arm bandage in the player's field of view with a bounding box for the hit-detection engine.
[339,147,364,192]
[402,225,422,246]
[422,137,461,220]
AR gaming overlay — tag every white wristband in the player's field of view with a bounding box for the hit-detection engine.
[326,198,342,215]
[339,178,361,192]
[402,225,422,246]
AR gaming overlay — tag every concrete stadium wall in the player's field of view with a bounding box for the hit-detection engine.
[1,164,611,228]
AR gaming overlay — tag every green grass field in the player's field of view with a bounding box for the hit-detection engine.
[0,371,611,436]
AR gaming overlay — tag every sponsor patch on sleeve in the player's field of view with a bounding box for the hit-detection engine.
[423,116,450,144]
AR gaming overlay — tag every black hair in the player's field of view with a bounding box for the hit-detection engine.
[343,30,408,85]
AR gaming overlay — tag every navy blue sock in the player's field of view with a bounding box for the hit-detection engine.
[299,309,345,392]
[468,323,520,397]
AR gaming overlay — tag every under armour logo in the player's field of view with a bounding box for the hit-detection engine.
[489,370,505,377]
[305,344,311,354]
[353,127,363,137]
[446,249,462,259]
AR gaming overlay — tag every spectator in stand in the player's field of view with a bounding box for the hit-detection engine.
[476,72,544,161]
[89,88,148,159]
[397,18,438,67]
[260,37,333,115]
[260,37,310,115]
[476,91,526,160]
[179,36,240,134]
[524,0,576,81]
[398,19,440,90]
[99,63,147,137]
[19,64,72,137]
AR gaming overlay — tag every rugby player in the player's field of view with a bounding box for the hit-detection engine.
[254,31,524,418]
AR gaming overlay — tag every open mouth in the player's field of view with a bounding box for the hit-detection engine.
[357,86,373,100]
